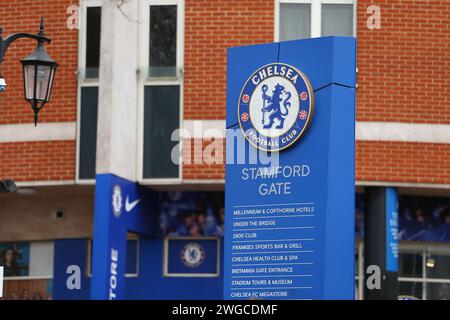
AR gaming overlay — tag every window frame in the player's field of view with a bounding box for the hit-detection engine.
[355,240,363,300]
[76,0,102,184]
[86,236,140,278]
[355,241,450,300]
[274,0,357,42]
[398,242,450,300]
[137,0,185,184]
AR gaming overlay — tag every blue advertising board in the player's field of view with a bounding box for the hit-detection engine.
[90,173,157,300]
[224,37,356,300]
[386,187,399,272]
[53,239,91,300]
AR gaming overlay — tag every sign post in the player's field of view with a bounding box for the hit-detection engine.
[224,37,356,300]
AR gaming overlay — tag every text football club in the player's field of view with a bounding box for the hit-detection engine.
[238,63,314,152]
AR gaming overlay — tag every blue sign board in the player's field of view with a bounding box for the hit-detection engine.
[53,239,91,300]
[386,187,399,272]
[91,173,157,300]
[224,37,356,300]
[164,238,220,276]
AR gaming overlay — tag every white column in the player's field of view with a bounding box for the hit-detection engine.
[96,0,139,181]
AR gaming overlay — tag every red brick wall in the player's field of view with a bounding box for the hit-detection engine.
[0,140,75,181]
[356,141,450,184]
[357,0,450,123]
[184,0,274,120]
[183,0,450,123]
[183,138,225,180]
[352,0,450,184]
[0,1,77,182]
[182,0,450,186]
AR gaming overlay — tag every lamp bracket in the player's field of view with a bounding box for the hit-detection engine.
[0,32,51,64]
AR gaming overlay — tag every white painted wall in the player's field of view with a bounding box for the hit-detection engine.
[0,122,76,143]
[0,189,94,241]
[356,122,450,144]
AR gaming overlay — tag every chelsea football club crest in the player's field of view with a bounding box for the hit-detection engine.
[112,184,122,218]
[238,63,314,151]
[181,243,205,268]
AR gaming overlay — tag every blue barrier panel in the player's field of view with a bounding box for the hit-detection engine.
[90,174,157,300]
[224,37,356,300]
[53,239,91,300]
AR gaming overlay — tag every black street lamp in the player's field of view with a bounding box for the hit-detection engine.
[0,17,58,126]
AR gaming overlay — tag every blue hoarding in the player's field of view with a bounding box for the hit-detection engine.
[90,174,157,300]
[386,188,399,272]
[224,37,356,300]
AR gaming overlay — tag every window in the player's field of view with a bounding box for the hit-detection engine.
[0,241,54,300]
[354,242,450,300]
[276,0,356,41]
[399,252,422,278]
[321,3,354,37]
[398,245,450,300]
[143,85,180,178]
[77,1,102,181]
[139,0,184,181]
[0,241,54,278]
[280,3,311,41]
[149,5,178,77]
[397,244,450,300]
[79,87,98,179]
[85,6,101,79]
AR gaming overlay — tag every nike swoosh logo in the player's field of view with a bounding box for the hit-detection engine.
[125,196,140,213]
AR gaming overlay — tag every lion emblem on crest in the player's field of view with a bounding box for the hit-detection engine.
[261,83,292,129]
